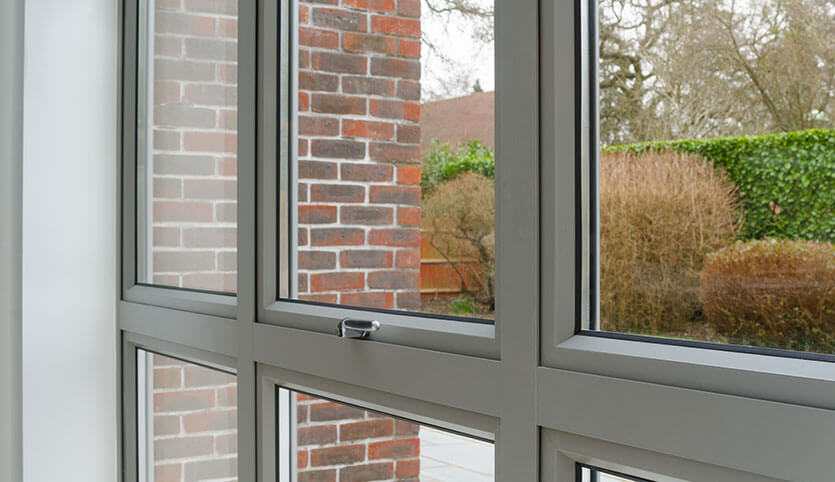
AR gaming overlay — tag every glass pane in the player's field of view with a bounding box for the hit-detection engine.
[592,0,835,355]
[137,0,238,293]
[578,464,657,482]
[279,389,494,481]
[137,350,237,482]
[290,0,496,319]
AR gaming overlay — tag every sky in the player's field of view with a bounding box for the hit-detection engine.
[420,0,496,101]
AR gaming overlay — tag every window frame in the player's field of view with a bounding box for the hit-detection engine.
[117,0,835,481]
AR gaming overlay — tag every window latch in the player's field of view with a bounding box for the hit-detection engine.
[337,318,381,339]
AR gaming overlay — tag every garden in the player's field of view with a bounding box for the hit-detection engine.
[419,128,835,353]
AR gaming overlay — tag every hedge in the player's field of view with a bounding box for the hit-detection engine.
[420,140,495,193]
[606,129,835,242]
[422,129,834,241]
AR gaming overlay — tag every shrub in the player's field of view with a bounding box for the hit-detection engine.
[700,239,835,352]
[600,151,741,333]
[421,140,495,194]
[422,173,495,310]
[606,128,835,242]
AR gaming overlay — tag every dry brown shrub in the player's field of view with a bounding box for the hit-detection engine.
[422,172,495,309]
[700,239,835,352]
[600,151,741,333]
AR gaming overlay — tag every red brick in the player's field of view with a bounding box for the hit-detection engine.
[398,38,421,57]
[299,27,339,49]
[153,250,215,273]
[298,425,337,446]
[154,415,180,435]
[184,364,235,387]
[397,165,421,184]
[342,76,395,96]
[299,183,309,202]
[154,201,213,222]
[299,273,309,292]
[342,33,396,54]
[397,206,420,226]
[396,249,420,268]
[341,164,393,183]
[299,91,310,111]
[185,0,237,15]
[340,462,394,481]
[395,420,420,435]
[367,270,418,289]
[312,8,368,32]
[299,138,309,156]
[299,251,337,270]
[216,202,236,222]
[183,179,236,200]
[343,119,394,139]
[184,84,236,106]
[299,72,340,92]
[340,250,393,268]
[396,459,421,478]
[341,292,394,309]
[310,445,365,467]
[311,272,365,291]
[154,104,215,128]
[154,227,180,247]
[216,433,237,454]
[371,57,420,79]
[299,5,310,23]
[184,132,237,153]
[299,115,339,136]
[185,38,237,62]
[154,154,215,175]
[183,409,237,432]
[310,184,365,202]
[398,0,420,17]
[154,81,180,103]
[182,273,236,292]
[298,293,338,303]
[298,469,336,482]
[155,58,215,82]
[219,17,237,37]
[299,160,338,179]
[299,205,338,224]
[299,227,309,246]
[311,94,366,115]
[371,15,420,37]
[298,450,309,469]
[370,99,419,120]
[310,401,365,421]
[155,36,182,57]
[311,139,366,159]
[217,156,237,176]
[370,185,420,205]
[155,12,216,37]
[369,438,420,459]
[341,206,394,225]
[184,458,237,481]
[340,419,394,441]
[344,0,395,12]
[155,436,214,460]
[396,290,421,309]
[155,464,181,482]
[311,228,365,246]
[297,404,309,423]
[312,51,369,76]
[370,228,420,246]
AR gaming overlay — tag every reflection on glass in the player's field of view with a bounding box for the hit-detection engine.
[578,464,658,482]
[594,0,835,355]
[138,350,237,482]
[281,389,494,481]
[291,0,496,320]
[137,0,238,293]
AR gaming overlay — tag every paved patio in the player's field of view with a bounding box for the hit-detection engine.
[419,427,494,481]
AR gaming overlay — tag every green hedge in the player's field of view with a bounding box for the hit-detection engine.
[606,129,835,242]
[421,140,495,193]
[421,129,834,241]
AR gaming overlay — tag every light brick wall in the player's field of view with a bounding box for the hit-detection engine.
[152,354,238,482]
[150,0,238,293]
[295,393,420,481]
[296,0,423,310]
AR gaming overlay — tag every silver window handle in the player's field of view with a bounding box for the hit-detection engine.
[337,318,381,339]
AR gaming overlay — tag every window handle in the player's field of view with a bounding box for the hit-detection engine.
[337,318,381,339]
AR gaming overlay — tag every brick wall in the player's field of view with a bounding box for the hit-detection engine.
[296,0,423,311]
[148,1,423,480]
[296,393,421,481]
[150,0,238,293]
[151,354,238,482]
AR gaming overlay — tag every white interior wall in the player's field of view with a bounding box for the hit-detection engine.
[22,1,119,481]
